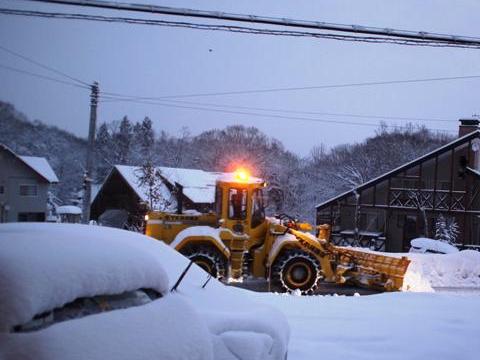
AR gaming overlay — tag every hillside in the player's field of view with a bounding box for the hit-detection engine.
[1,101,453,221]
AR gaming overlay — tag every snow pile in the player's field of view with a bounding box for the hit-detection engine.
[0,223,169,332]
[410,237,459,254]
[404,250,480,291]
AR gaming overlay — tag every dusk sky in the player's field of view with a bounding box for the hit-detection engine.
[1,0,479,155]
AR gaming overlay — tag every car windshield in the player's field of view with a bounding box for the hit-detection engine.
[12,289,162,333]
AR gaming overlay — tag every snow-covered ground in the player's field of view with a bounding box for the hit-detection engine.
[248,291,480,360]
[152,230,480,360]
[1,223,479,360]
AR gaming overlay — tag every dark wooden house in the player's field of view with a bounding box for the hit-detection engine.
[316,120,480,252]
[91,165,222,224]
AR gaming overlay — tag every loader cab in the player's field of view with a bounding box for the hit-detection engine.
[215,169,268,239]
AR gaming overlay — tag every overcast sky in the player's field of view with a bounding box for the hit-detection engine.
[1,0,479,156]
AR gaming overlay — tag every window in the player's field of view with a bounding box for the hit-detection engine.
[228,188,247,220]
[360,212,379,230]
[251,189,265,228]
[18,212,45,222]
[19,184,37,196]
[0,185,4,195]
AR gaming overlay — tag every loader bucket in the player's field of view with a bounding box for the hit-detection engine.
[335,248,411,291]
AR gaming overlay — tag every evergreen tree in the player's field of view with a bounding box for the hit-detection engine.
[114,116,133,165]
[435,215,460,244]
[95,122,113,182]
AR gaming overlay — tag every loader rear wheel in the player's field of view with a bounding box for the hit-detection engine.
[273,249,320,294]
[181,246,226,280]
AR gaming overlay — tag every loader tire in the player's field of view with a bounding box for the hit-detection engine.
[181,246,227,280]
[272,249,320,295]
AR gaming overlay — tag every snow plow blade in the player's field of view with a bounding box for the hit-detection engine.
[334,247,410,291]
[289,228,410,291]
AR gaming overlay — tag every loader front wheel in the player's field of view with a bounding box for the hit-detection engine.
[273,250,320,294]
[181,246,226,280]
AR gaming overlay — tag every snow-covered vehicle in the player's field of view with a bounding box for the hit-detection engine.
[0,223,288,360]
[409,237,459,254]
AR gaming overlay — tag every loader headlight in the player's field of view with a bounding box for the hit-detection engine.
[144,214,149,221]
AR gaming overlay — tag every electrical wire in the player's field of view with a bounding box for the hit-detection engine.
[2,8,480,50]
[99,95,457,133]
[24,0,480,47]
[99,71,480,100]
[100,96,455,123]
[0,63,90,89]
[0,44,90,86]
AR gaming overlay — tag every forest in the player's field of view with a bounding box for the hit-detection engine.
[0,101,453,222]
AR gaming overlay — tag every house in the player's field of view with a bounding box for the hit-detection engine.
[0,144,59,222]
[316,119,480,252]
[90,165,223,225]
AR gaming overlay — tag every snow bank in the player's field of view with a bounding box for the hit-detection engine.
[344,246,480,292]
[0,223,169,332]
[404,250,480,291]
[1,295,214,360]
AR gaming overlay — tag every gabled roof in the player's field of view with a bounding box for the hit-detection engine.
[0,144,59,183]
[94,165,224,205]
[467,166,480,179]
[316,130,480,210]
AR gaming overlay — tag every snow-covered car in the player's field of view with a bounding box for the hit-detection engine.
[0,223,288,360]
[409,237,459,254]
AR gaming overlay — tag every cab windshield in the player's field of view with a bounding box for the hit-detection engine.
[251,188,265,228]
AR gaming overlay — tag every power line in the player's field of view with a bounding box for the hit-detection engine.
[99,95,456,133]
[26,0,480,47]
[99,73,480,100]
[0,44,90,86]
[0,63,90,89]
[2,8,480,50]
[101,96,454,123]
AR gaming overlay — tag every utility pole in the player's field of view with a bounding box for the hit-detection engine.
[82,81,99,224]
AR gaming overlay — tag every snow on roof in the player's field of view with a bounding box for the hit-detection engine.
[218,172,264,184]
[0,223,169,332]
[57,205,82,215]
[18,156,59,183]
[112,165,222,204]
[316,130,480,209]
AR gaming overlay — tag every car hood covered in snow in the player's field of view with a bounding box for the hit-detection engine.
[0,223,169,332]
[0,223,289,360]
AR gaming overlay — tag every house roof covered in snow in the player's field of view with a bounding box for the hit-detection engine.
[0,144,59,183]
[96,165,224,205]
[316,130,480,210]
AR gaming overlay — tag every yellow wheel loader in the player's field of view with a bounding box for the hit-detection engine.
[146,169,410,294]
